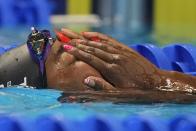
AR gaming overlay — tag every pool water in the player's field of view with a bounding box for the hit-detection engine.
[0,26,155,47]
[0,26,196,120]
[0,87,195,119]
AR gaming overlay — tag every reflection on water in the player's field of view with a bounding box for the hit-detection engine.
[0,87,195,119]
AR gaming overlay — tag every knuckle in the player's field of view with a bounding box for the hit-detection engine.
[87,47,95,52]
[76,43,84,49]
[106,63,118,70]
[99,43,107,50]
[112,54,120,60]
[83,46,95,54]
[112,54,123,63]
[84,53,94,61]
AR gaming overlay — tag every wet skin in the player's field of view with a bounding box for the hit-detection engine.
[46,40,102,91]
[45,28,196,103]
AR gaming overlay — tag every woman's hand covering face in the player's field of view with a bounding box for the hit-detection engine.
[60,29,163,90]
[45,40,105,91]
[45,28,196,103]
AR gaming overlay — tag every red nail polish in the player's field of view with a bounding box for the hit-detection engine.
[91,36,100,42]
[54,29,71,43]
[63,44,73,51]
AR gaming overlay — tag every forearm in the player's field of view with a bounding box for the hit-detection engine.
[157,70,196,93]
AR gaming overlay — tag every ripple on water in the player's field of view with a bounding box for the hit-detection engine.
[0,86,195,119]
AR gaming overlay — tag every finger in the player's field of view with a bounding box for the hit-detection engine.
[82,32,112,41]
[82,32,123,49]
[54,29,71,43]
[63,44,108,72]
[82,32,136,54]
[70,39,138,59]
[70,41,118,63]
[61,28,86,40]
[84,76,116,91]
[71,39,120,54]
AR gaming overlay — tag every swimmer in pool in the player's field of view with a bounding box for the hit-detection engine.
[0,27,196,103]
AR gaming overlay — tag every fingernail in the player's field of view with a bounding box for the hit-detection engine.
[91,36,100,42]
[54,29,71,43]
[63,44,73,51]
[84,78,95,87]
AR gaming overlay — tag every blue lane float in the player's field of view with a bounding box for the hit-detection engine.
[130,44,196,76]
[131,44,173,70]
[162,44,196,76]
[0,115,196,131]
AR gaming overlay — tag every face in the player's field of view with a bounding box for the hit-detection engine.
[45,41,102,91]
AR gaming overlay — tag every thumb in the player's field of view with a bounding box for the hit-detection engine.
[84,76,116,91]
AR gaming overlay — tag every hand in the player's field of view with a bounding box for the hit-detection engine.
[45,39,117,91]
[53,28,196,103]
[61,30,162,89]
